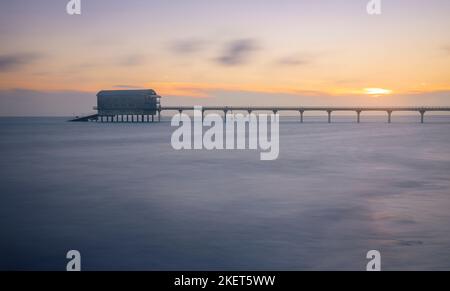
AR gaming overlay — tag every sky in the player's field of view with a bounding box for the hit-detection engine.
[0,0,449,115]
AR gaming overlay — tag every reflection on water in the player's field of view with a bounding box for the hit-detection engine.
[0,116,449,270]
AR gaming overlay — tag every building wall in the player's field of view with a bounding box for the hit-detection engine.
[97,90,161,116]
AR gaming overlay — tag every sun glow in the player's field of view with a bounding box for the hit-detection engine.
[364,88,392,96]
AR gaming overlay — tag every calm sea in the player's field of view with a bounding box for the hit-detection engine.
[0,116,449,270]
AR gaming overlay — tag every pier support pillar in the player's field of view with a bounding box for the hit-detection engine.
[327,110,332,123]
[224,110,228,123]
[357,111,361,123]
[387,111,392,123]
[299,110,304,123]
[420,110,425,124]
[158,110,161,122]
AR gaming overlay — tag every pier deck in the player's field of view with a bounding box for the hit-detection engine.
[161,106,450,123]
[70,106,450,123]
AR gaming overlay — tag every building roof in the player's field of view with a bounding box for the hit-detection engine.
[97,89,159,97]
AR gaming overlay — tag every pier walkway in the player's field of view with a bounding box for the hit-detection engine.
[70,106,450,123]
[161,106,450,123]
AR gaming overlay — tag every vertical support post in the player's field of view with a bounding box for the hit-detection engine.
[300,110,304,123]
[327,110,332,123]
[387,111,392,123]
[357,110,361,123]
[158,110,161,122]
[420,110,425,124]
[224,110,228,123]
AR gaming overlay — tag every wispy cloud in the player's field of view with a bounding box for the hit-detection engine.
[146,82,329,98]
[0,53,42,72]
[275,51,322,67]
[113,85,144,89]
[443,45,450,55]
[276,56,311,66]
[116,54,145,67]
[215,39,260,66]
[168,38,205,55]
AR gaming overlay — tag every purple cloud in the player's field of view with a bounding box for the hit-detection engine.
[0,53,41,72]
[215,39,260,66]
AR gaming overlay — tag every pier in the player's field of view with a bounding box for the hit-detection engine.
[68,89,450,123]
[161,106,450,124]
[71,106,450,123]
